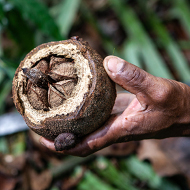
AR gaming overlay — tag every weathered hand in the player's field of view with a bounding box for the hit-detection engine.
[40,56,190,156]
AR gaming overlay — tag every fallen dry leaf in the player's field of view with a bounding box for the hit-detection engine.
[137,139,179,176]
[0,154,25,177]
[0,174,17,190]
[138,137,190,189]
[61,166,85,190]
[159,137,190,185]
[29,168,52,190]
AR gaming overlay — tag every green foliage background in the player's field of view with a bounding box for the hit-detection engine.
[1,0,190,113]
[0,0,190,189]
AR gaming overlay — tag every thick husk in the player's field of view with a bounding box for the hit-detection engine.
[12,38,116,140]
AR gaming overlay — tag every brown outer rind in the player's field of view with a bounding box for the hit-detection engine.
[12,38,116,140]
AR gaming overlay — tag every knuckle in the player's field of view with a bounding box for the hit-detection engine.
[123,67,145,85]
[153,80,173,104]
[154,89,170,103]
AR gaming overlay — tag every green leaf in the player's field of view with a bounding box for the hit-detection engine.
[0,3,3,57]
[145,9,190,82]
[79,1,98,30]
[78,170,116,190]
[0,137,9,154]
[178,40,190,50]
[0,67,5,84]
[54,0,81,37]
[123,156,180,190]
[103,39,123,58]
[1,57,18,70]
[166,42,190,82]
[5,8,35,54]
[93,157,139,190]
[0,32,2,57]
[0,79,12,114]
[50,187,59,190]
[79,1,123,58]
[11,132,26,156]
[0,1,5,24]
[140,40,172,78]
[0,61,15,79]
[9,0,62,40]
[51,155,95,179]
[170,0,190,38]
[109,0,173,79]
[122,39,142,68]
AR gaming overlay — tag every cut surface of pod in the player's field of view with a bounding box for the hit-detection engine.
[12,37,116,150]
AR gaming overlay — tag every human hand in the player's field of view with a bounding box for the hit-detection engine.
[40,56,190,156]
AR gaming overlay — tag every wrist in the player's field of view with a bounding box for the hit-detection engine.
[175,82,190,124]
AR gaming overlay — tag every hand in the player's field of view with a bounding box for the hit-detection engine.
[40,56,190,156]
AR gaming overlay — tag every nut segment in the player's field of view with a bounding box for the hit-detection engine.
[12,37,116,150]
[22,56,78,111]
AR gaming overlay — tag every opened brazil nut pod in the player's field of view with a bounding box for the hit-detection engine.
[12,37,116,150]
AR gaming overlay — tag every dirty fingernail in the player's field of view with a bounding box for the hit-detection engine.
[107,57,124,73]
[39,137,46,147]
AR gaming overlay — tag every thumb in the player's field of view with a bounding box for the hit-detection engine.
[103,56,159,107]
[103,56,155,94]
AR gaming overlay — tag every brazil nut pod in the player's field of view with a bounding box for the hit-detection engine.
[12,37,116,150]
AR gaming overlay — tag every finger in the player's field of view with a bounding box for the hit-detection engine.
[103,56,163,107]
[112,93,135,114]
[39,98,144,157]
[40,115,123,157]
[39,137,56,151]
[39,94,135,156]
[104,56,152,94]
[40,137,70,154]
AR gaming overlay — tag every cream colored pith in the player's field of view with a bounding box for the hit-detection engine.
[17,44,92,125]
